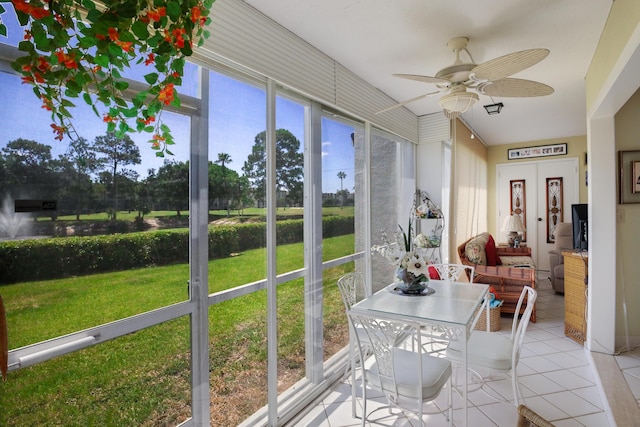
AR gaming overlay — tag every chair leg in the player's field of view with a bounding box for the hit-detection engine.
[349,341,359,418]
[512,366,522,407]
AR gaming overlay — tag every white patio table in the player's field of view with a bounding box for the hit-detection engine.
[351,279,489,427]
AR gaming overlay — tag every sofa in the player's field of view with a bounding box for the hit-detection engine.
[548,222,573,294]
[458,232,537,323]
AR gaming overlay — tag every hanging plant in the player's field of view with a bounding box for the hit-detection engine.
[0,0,214,156]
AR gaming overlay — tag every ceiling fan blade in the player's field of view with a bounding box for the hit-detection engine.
[470,48,550,82]
[477,78,554,97]
[376,91,440,114]
[393,73,450,85]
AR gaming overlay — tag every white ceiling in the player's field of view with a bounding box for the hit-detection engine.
[243,0,612,146]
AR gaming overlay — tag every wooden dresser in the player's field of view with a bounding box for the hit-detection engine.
[563,251,588,345]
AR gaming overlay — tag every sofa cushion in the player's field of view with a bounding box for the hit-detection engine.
[465,232,490,265]
[485,235,501,266]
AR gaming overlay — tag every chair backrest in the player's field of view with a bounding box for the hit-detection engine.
[348,309,450,406]
[553,222,573,251]
[429,263,475,283]
[337,272,369,311]
[510,286,538,365]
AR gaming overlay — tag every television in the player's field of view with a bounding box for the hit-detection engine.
[571,204,588,250]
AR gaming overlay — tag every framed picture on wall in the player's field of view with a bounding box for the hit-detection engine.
[618,150,640,203]
[634,161,640,193]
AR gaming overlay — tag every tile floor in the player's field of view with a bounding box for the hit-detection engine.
[616,346,640,406]
[292,278,617,426]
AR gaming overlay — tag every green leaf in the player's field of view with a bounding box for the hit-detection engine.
[86,9,102,24]
[132,20,150,40]
[61,99,76,108]
[122,107,138,118]
[82,0,96,11]
[166,1,181,20]
[165,149,174,156]
[83,93,93,105]
[114,80,129,91]
[155,152,165,158]
[94,54,110,67]
[144,73,159,85]
[0,25,6,38]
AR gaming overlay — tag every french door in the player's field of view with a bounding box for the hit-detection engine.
[497,158,579,270]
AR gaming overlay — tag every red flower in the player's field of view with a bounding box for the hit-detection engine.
[108,27,119,41]
[146,7,166,22]
[190,6,207,26]
[55,50,78,69]
[138,116,155,125]
[158,83,175,105]
[171,28,186,49]
[116,41,134,53]
[103,114,117,123]
[144,53,155,66]
[50,124,66,141]
[12,0,51,19]
[40,95,53,111]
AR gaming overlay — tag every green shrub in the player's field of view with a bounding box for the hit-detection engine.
[0,216,354,284]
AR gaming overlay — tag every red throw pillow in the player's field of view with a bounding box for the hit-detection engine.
[428,265,441,280]
[485,235,499,266]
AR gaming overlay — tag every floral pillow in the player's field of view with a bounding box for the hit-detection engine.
[465,232,490,265]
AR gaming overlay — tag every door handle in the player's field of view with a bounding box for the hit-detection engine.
[538,218,543,222]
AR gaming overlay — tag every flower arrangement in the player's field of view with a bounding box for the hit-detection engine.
[372,221,431,291]
[0,0,214,156]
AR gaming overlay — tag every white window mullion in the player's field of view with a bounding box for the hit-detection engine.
[304,101,324,383]
[190,69,211,427]
[265,78,279,426]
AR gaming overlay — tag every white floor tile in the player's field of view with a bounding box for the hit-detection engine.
[615,353,640,369]
[573,410,612,427]
[571,386,604,410]
[543,369,594,389]
[518,373,566,394]
[622,371,640,399]
[476,401,518,426]
[542,390,602,418]
[520,355,563,373]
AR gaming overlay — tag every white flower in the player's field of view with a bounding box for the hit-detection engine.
[406,252,429,277]
[413,233,429,248]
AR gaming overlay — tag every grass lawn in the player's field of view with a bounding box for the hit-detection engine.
[0,234,355,426]
[44,206,354,222]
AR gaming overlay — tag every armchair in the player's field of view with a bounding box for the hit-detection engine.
[548,222,573,294]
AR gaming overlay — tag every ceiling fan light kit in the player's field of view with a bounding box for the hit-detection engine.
[383,36,554,118]
[484,102,504,115]
[438,86,479,118]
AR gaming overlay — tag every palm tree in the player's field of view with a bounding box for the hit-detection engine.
[337,171,347,209]
[216,153,232,216]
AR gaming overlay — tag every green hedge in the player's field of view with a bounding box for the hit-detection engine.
[0,216,354,285]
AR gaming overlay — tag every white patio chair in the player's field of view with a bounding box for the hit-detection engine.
[429,263,475,283]
[337,272,370,418]
[348,310,452,426]
[446,285,538,407]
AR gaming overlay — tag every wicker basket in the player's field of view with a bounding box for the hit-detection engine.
[474,306,501,332]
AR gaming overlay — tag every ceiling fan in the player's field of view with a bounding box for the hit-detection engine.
[378,37,554,118]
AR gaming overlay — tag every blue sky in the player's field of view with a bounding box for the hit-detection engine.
[0,7,355,193]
